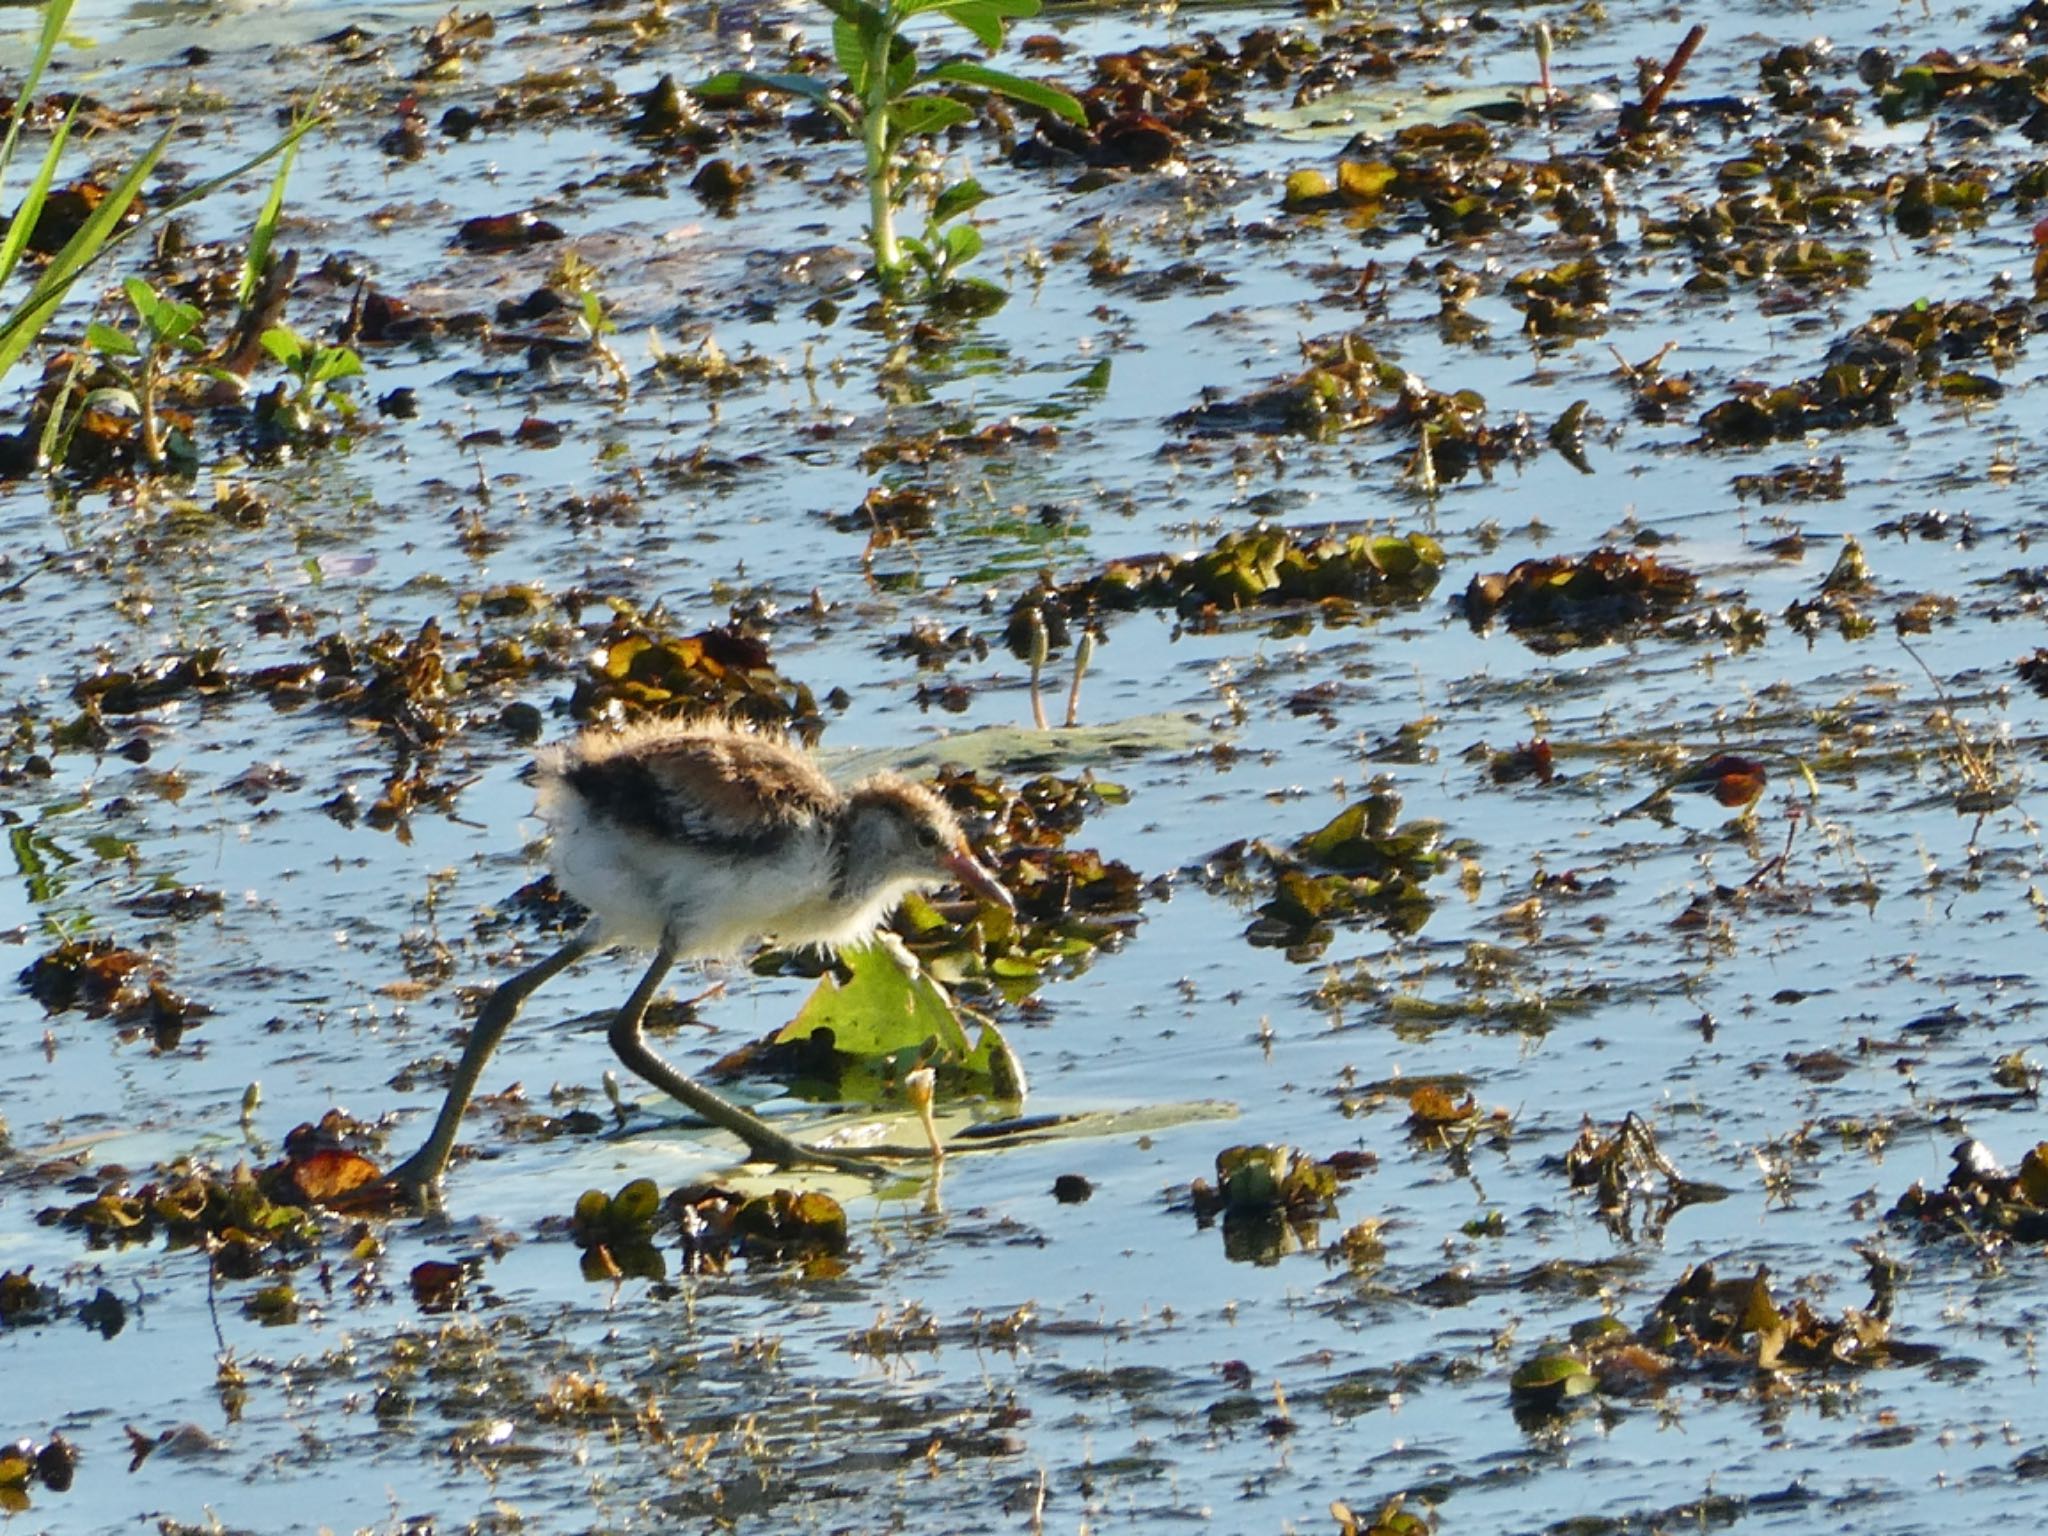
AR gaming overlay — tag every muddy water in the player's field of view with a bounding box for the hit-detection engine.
[5,0,2048,1529]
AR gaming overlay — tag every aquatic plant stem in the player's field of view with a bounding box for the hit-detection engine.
[864,12,903,281]
[1064,628,1095,729]
[137,341,165,468]
[1638,24,1706,121]
[1027,609,1051,730]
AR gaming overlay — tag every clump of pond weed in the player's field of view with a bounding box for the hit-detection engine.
[1890,1136,2048,1249]
[1512,1253,1933,1420]
[1185,1143,1371,1265]
[1005,523,1444,651]
[1195,780,1447,960]
[18,934,205,1050]
[1463,547,1698,651]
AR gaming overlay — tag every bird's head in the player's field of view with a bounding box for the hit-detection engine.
[842,776,1014,912]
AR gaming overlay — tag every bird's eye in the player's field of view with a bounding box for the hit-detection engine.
[916,824,943,849]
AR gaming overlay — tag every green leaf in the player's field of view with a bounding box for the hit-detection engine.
[931,177,988,224]
[0,0,79,203]
[934,0,1038,49]
[1509,1354,1596,1402]
[942,222,983,263]
[259,326,306,369]
[1,111,320,385]
[775,941,973,1061]
[307,345,363,386]
[925,273,1007,318]
[122,275,164,328]
[698,69,849,122]
[812,0,889,30]
[899,0,1039,20]
[84,321,137,357]
[124,277,202,346]
[157,306,200,344]
[934,0,1002,50]
[79,385,139,414]
[611,1177,661,1224]
[832,16,870,92]
[921,60,1085,124]
[888,93,975,140]
[886,35,918,96]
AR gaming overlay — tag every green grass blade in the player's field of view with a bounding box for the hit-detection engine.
[148,111,323,229]
[0,108,327,380]
[0,0,79,189]
[0,99,78,292]
[0,123,171,381]
[237,120,306,306]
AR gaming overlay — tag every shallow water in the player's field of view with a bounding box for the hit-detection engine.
[6,0,2048,1529]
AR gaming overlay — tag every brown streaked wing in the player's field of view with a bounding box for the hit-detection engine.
[558,726,841,853]
[640,731,842,839]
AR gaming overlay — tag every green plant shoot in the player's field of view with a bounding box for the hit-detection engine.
[699,0,1083,291]
[260,324,363,431]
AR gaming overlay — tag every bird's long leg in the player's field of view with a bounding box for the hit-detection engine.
[608,940,890,1178]
[384,932,598,1205]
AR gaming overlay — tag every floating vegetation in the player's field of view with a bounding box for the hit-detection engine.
[1507,255,1610,338]
[568,620,820,732]
[1513,1254,1931,1419]
[38,1162,322,1260]
[1732,457,1846,504]
[562,1173,852,1281]
[1697,297,2030,446]
[0,1270,61,1330]
[10,0,2048,1524]
[1193,783,1446,959]
[674,1183,850,1272]
[1463,547,1698,651]
[1186,1143,1364,1264]
[1563,1113,1731,1240]
[1613,752,1773,823]
[0,1431,76,1512]
[1005,523,1444,652]
[17,935,203,1049]
[1191,1142,1341,1219]
[1890,1137,2048,1248]
[1171,331,1534,475]
[899,766,1142,997]
[717,938,1024,1106]
[569,1177,666,1282]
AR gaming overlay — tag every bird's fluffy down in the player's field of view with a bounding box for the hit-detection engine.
[535,718,976,956]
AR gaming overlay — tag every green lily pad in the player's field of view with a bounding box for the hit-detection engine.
[767,939,1022,1101]
[829,712,1217,779]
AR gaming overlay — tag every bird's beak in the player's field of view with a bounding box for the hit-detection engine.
[945,846,1015,912]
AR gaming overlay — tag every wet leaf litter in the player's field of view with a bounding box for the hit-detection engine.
[5,0,2048,1530]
